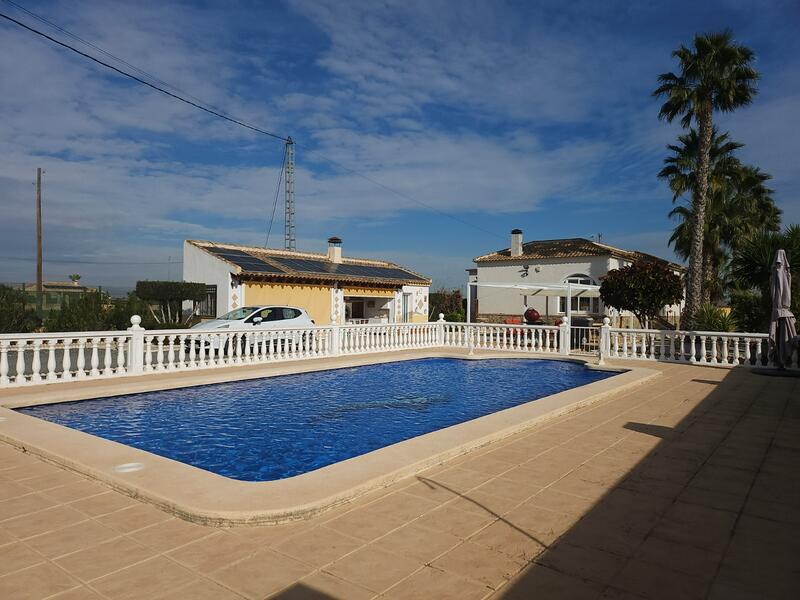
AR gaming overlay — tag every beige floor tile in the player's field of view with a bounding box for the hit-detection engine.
[361,491,440,521]
[493,563,603,599]
[1,505,88,539]
[446,488,521,518]
[0,480,33,502]
[230,521,309,547]
[526,487,598,516]
[468,519,545,562]
[0,541,44,576]
[274,525,363,568]
[25,518,119,559]
[96,503,172,534]
[323,544,421,593]
[503,503,578,546]
[0,461,64,482]
[275,571,374,600]
[427,467,494,493]
[474,476,541,503]
[55,536,156,581]
[324,507,406,542]
[635,535,722,580]
[49,585,107,599]
[432,540,524,589]
[0,562,80,600]
[159,578,242,600]
[534,541,627,585]
[415,505,496,539]
[0,492,57,521]
[92,555,196,600]
[212,549,313,599]
[42,481,108,504]
[402,478,462,503]
[460,454,517,477]
[372,522,461,563]
[382,565,488,600]
[611,558,709,600]
[68,491,139,517]
[18,470,84,492]
[168,531,259,572]
[129,517,215,552]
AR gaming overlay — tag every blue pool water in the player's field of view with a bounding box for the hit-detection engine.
[18,358,614,482]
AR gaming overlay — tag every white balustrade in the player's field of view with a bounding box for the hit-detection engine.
[605,328,776,368]
[1,318,792,390]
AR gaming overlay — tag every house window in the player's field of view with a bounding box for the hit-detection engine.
[197,285,217,318]
[559,275,599,314]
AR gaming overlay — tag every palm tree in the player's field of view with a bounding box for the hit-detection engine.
[664,131,780,303]
[730,225,800,329]
[654,30,759,328]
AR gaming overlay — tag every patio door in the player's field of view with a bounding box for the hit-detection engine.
[402,293,411,323]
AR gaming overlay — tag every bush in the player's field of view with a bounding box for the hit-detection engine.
[694,303,738,332]
[0,285,41,333]
[729,289,769,333]
[444,311,465,322]
[135,280,206,326]
[430,288,464,319]
[44,292,112,332]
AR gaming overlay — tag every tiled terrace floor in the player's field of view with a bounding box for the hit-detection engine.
[1,361,798,599]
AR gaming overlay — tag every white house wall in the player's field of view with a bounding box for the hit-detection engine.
[475,256,612,318]
[182,242,238,317]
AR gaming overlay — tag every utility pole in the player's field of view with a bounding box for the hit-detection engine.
[284,137,295,251]
[35,167,43,311]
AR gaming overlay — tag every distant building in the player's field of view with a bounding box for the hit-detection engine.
[17,281,98,312]
[469,230,684,326]
[183,238,431,324]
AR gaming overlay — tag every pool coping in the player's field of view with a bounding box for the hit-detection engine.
[0,350,660,526]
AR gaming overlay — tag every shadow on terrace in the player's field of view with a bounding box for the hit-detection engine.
[488,366,800,599]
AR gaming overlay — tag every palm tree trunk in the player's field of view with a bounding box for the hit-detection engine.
[682,102,713,329]
[702,253,713,304]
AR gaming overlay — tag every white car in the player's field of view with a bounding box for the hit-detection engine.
[189,305,315,352]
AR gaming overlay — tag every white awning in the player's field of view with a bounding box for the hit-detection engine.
[466,281,601,323]
[469,282,601,298]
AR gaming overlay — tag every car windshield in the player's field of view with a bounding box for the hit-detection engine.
[217,307,259,321]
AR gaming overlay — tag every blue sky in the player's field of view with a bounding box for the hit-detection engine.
[1,0,798,291]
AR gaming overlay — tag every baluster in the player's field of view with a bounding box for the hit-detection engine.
[89,338,100,377]
[116,336,126,374]
[630,333,637,359]
[46,339,57,381]
[0,341,8,386]
[76,339,87,378]
[187,334,197,368]
[176,335,186,369]
[31,339,42,383]
[103,337,113,375]
[165,335,175,370]
[688,335,697,363]
[15,340,27,384]
[744,338,752,365]
[721,337,729,365]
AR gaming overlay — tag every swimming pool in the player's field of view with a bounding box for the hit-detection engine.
[18,358,614,482]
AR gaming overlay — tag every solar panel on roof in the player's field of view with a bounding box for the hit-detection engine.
[268,256,426,282]
[204,247,283,273]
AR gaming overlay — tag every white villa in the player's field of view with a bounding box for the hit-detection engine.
[183,237,431,325]
[468,230,684,327]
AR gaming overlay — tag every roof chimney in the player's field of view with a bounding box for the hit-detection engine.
[510,229,523,257]
[327,236,342,264]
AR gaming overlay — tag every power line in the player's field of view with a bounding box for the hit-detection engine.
[0,255,182,265]
[265,144,287,247]
[0,8,505,242]
[0,11,289,142]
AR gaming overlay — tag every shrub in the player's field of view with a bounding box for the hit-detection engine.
[444,311,465,322]
[135,281,206,326]
[600,262,684,327]
[729,289,769,332]
[0,285,41,333]
[44,292,111,332]
[694,302,738,332]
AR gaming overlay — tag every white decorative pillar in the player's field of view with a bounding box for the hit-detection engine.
[598,316,611,365]
[559,315,571,356]
[127,315,145,375]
